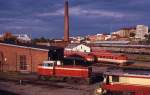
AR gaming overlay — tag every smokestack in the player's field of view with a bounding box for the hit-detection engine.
[64,0,69,42]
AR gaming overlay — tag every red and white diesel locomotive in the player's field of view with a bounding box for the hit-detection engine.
[37,60,92,84]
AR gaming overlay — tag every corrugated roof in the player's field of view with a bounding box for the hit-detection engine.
[0,42,63,51]
[106,69,150,76]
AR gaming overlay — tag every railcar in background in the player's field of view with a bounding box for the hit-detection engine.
[92,52,128,65]
[64,50,95,62]
[64,50,128,65]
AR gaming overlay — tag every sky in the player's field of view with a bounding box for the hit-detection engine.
[0,0,150,38]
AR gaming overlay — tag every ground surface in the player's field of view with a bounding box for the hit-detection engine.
[0,66,106,95]
[0,80,100,95]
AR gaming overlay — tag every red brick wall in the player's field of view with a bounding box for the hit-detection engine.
[0,43,48,72]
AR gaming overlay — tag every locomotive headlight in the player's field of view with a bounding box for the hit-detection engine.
[94,88,103,95]
[87,58,93,61]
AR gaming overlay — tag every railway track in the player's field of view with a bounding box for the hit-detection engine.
[94,63,150,71]
[0,76,93,92]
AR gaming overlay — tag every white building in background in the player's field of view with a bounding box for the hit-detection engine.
[135,25,148,40]
[15,34,31,42]
[65,44,91,53]
[72,44,91,52]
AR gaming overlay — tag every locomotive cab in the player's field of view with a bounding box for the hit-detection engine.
[42,60,61,66]
[37,61,59,77]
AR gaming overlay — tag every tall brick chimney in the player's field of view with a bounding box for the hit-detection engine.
[64,0,69,42]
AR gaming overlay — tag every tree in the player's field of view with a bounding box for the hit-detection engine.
[32,37,50,43]
[144,34,150,44]
[3,32,17,43]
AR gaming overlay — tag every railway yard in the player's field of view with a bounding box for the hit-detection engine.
[0,43,150,95]
[0,0,150,94]
[0,59,150,95]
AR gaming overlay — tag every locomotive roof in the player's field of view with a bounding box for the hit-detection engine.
[105,69,150,78]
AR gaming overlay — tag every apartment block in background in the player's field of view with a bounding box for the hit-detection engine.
[135,25,148,40]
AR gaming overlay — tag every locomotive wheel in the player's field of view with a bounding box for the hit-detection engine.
[65,77,79,84]
[78,78,89,85]
[38,75,49,81]
[62,77,68,82]
[67,77,77,84]
[86,78,92,85]
[38,75,44,80]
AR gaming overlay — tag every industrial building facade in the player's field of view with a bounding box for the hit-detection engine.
[0,43,48,73]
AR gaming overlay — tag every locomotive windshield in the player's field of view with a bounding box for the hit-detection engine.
[43,63,53,67]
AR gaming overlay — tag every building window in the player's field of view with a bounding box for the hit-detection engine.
[112,75,119,82]
[20,55,27,70]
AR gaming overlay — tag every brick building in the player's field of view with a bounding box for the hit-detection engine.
[0,42,49,73]
[87,34,107,42]
[112,28,136,38]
